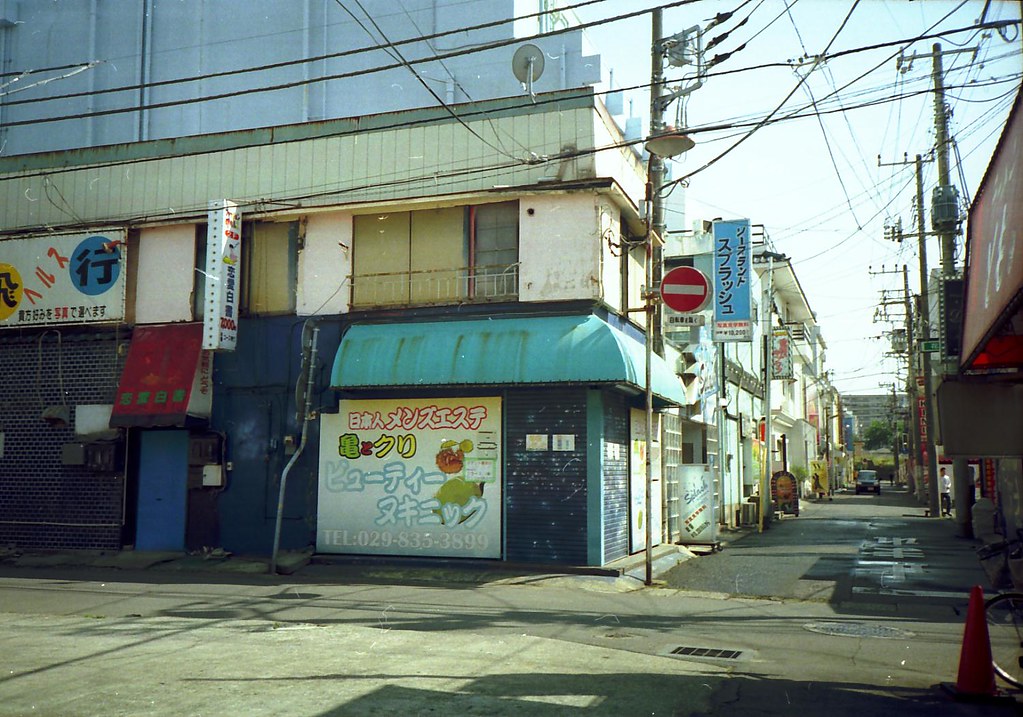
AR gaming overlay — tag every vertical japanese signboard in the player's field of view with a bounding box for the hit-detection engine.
[0,230,126,327]
[679,464,716,544]
[203,200,241,350]
[772,327,793,379]
[317,397,502,559]
[712,219,753,342]
[629,409,662,551]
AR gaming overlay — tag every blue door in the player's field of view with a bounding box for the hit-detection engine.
[135,430,188,551]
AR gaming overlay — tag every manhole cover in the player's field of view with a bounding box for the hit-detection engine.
[804,622,914,639]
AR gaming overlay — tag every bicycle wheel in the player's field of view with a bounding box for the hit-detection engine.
[984,592,1023,689]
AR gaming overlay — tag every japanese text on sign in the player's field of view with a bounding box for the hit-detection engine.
[203,200,241,350]
[712,219,753,342]
[317,397,502,559]
[0,232,126,327]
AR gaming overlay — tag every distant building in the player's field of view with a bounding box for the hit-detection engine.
[842,394,907,435]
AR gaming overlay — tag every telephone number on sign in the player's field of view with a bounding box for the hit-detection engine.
[321,529,489,552]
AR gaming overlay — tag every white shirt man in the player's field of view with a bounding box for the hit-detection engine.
[940,467,952,516]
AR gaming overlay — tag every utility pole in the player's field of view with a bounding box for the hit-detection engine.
[649,8,667,359]
[867,263,909,490]
[648,10,705,357]
[903,265,919,497]
[913,154,941,518]
[930,42,962,277]
[877,154,938,513]
[930,42,974,537]
[878,151,932,501]
[898,44,976,519]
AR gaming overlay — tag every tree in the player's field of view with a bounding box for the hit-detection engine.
[862,420,894,451]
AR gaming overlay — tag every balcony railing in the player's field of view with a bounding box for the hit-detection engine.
[351,263,519,308]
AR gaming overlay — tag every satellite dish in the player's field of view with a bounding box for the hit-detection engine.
[512,44,545,98]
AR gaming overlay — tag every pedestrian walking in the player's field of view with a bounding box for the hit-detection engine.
[940,467,952,516]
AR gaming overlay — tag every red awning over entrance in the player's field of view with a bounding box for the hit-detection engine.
[110,323,212,428]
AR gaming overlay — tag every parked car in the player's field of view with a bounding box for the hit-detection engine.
[855,469,881,495]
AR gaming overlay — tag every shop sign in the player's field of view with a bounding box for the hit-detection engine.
[712,218,753,342]
[202,200,241,350]
[772,327,793,379]
[0,230,127,327]
[317,397,502,559]
[109,323,212,427]
[629,409,662,551]
[983,458,998,505]
[772,470,799,514]
[810,460,829,495]
[679,465,716,544]
[962,97,1023,368]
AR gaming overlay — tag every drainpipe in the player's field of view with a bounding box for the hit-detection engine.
[270,320,320,574]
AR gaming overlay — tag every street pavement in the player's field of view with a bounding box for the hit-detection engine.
[0,486,1020,716]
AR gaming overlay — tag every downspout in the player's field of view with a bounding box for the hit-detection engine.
[138,0,152,141]
[270,319,320,574]
[88,0,98,146]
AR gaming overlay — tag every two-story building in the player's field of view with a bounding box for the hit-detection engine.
[0,88,696,568]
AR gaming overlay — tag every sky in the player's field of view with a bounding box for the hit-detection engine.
[572,0,1022,396]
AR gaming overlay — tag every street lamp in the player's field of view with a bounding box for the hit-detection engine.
[642,129,694,586]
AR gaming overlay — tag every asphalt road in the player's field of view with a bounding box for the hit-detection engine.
[663,486,990,618]
[0,486,1018,717]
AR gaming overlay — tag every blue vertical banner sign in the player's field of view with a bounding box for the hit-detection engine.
[712,219,753,342]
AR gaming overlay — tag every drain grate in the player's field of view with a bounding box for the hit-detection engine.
[669,646,744,660]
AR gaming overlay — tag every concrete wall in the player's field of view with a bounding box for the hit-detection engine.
[298,211,352,317]
[136,225,195,324]
[519,193,602,303]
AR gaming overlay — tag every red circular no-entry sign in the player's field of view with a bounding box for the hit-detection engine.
[660,266,711,313]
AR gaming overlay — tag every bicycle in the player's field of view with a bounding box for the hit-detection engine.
[979,537,1023,688]
[985,590,1023,689]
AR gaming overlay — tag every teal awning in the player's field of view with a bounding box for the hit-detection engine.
[331,314,685,405]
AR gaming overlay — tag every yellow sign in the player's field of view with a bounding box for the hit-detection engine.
[811,460,829,495]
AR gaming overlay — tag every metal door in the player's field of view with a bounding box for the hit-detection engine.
[135,430,188,551]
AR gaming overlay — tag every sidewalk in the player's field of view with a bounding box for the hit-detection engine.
[0,486,978,592]
[0,539,698,590]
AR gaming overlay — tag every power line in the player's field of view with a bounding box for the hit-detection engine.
[332,0,521,161]
[663,13,1017,189]
[663,0,862,184]
[0,0,693,112]
[0,9,1013,136]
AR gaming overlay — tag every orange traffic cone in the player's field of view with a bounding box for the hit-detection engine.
[944,585,998,700]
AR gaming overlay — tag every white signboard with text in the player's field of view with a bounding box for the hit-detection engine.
[0,230,127,327]
[203,200,241,350]
[318,397,502,559]
[629,409,662,552]
[679,464,717,544]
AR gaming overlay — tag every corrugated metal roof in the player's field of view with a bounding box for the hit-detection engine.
[0,90,620,235]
